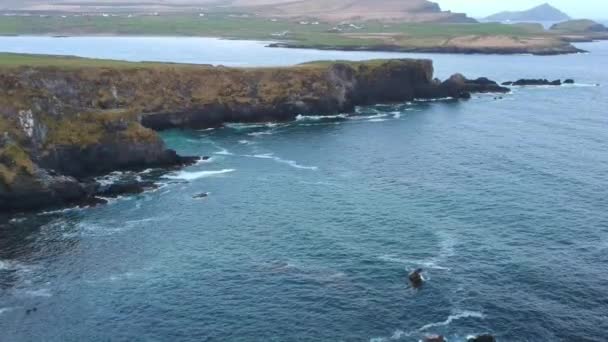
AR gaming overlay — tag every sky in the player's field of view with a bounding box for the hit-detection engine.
[434,0,608,20]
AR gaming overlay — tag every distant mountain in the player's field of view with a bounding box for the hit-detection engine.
[236,0,477,23]
[0,0,477,23]
[486,3,571,22]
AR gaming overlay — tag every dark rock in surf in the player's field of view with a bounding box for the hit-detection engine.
[193,192,209,199]
[97,181,158,198]
[564,79,575,84]
[415,73,509,100]
[510,79,562,86]
[468,334,496,342]
[424,335,446,342]
[409,268,424,288]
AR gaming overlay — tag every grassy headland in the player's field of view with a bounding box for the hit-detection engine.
[0,13,592,55]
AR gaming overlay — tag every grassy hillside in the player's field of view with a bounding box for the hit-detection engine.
[0,14,543,43]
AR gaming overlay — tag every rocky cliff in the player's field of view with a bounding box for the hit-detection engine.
[0,57,507,212]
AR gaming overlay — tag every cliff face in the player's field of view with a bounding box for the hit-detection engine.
[0,58,505,211]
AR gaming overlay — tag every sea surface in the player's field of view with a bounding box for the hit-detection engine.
[1,38,608,342]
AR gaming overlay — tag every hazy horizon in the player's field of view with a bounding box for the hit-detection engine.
[435,0,608,20]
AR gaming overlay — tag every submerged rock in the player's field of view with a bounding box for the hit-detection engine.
[564,79,575,84]
[468,334,496,342]
[424,334,446,342]
[97,181,158,198]
[193,192,209,199]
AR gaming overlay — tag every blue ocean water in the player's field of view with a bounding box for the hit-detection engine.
[1,38,608,342]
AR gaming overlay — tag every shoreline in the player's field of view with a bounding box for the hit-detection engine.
[0,33,596,57]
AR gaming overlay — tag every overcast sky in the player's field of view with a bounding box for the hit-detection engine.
[434,0,607,19]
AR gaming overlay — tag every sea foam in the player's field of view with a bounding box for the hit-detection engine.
[418,310,485,331]
[247,153,318,170]
[163,169,236,181]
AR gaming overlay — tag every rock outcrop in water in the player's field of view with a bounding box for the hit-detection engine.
[468,334,496,342]
[0,58,508,212]
[502,78,574,86]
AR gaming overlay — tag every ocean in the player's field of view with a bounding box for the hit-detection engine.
[1,38,607,341]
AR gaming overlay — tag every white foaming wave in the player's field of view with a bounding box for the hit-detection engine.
[0,259,35,273]
[392,111,401,119]
[195,157,215,165]
[418,310,485,331]
[370,311,485,341]
[350,113,389,121]
[563,83,600,88]
[0,307,14,315]
[246,153,318,170]
[247,131,275,137]
[238,140,255,145]
[295,114,349,121]
[368,118,388,122]
[163,169,235,181]
[22,288,53,298]
[414,97,454,102]
[95,171,126,186]
[38,206,83,216]
[9,217,26,224]
[214,148,234,155]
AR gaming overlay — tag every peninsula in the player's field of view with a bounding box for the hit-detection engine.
[0,0,601,55]
[0,54,507,212]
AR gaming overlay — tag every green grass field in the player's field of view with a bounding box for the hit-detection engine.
[0,13,549,47]
[0,53,191,68]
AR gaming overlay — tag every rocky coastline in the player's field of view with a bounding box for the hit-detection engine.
[0,58,508,212]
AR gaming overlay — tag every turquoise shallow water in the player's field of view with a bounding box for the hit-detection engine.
[1,39,608,341]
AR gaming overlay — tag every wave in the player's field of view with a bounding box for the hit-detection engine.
[163,169,235,181]
[295,114,349,121]
[562,83,600,88]
[95,171,127,186]
[225,122,280,130]
[238,140,255,145]
[246,153,318,170]
[370,310,485,341]
[247,131,275,137]
[418,310,485,331]
[213,148,234,155]
[349,113,389,121]
[195,156,215,164]
[414,97,454,102]
[368,118,388,122]
[0,307,15,316]
[22,288,53,298]
[392,112,401,119]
